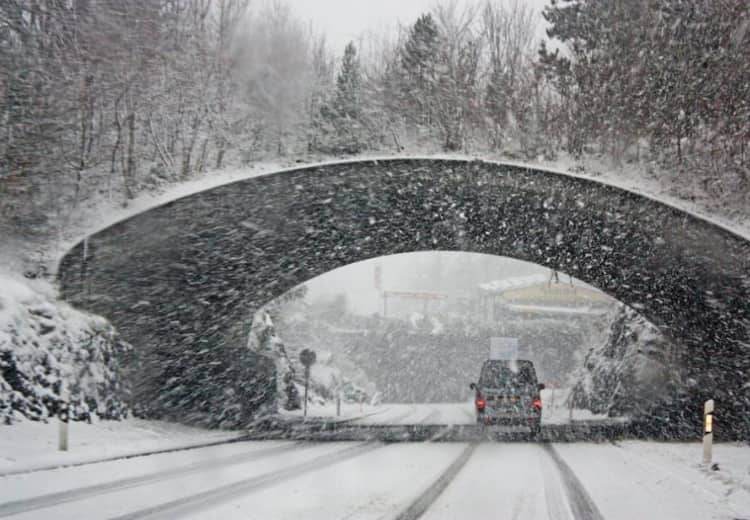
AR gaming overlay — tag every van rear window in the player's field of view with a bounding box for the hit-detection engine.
[479,362,537,388]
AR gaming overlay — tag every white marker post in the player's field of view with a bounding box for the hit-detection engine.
[702,399,714,465]
[58,389,70,452]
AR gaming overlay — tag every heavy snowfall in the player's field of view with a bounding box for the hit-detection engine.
[1,0,749,518]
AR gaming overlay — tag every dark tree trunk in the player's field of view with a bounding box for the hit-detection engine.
[124,112,136,200]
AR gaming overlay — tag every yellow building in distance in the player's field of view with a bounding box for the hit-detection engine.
[476,272,613,323]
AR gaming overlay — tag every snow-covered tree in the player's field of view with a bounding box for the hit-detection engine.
[0,275,131,424]
[568,305,682,421]
[482,0,537,152]
[235,1,311,157]
[247,310,300,411]
[397,13,441,129]
[315,42,368,153]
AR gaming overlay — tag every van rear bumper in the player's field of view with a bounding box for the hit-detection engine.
[477,411,541,427]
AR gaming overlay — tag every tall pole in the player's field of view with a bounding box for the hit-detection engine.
[303,366,310,417]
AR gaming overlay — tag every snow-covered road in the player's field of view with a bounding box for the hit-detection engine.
[346,403,475,426]
[292,393,608,427]
[1,437,748,519]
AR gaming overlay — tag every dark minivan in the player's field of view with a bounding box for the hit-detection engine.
[470,359,544,434]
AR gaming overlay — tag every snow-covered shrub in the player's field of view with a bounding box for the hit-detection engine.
[247,310,299,411]
[569,304,681,418]
[0,272,131,424]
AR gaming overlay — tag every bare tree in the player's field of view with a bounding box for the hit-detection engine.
[482,0,537,151]
[236,1,311,157]
[432,0,483,151]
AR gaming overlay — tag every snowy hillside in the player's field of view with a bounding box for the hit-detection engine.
[0,271,130,424]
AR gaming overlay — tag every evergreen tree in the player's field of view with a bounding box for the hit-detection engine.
[485,67,511,149]
[335,42,363,121]
[318,41,367,153]
[398,14,441,127]
[247,310,300,411]
[541,0,655,158]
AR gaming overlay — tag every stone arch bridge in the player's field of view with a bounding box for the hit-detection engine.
[58,159,750,433]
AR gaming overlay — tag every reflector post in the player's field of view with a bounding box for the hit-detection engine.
[702,399,714,465]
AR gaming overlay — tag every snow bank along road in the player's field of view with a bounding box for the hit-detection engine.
[1,438,747,519]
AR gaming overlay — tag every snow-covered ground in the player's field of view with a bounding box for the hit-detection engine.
[1,434,747,519]
[0,417,244,475]
[541,388,613,424]
[281,401,463,425]
[556,441,750,520]
[278,401,388,422]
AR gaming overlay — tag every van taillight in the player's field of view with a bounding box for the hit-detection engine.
[532,397,542,409]
[475,398,486,410]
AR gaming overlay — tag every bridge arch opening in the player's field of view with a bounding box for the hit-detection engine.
[266,251,686,433]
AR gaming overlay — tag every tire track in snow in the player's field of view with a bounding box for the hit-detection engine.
[0,442,305,518]
[107,442,384,520]
[391,443,477,520]
[542,444,605,520]
[540,445,574,520]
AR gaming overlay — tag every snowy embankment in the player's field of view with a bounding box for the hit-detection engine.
[0,270,130,424]
[0,417,244,475]
[556,441,750,519]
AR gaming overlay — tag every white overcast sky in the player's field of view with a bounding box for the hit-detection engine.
[304,252,548,315]
[285,0,552,53]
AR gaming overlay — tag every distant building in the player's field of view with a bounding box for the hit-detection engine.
[380,290,448,317]
[475,272,613,324]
